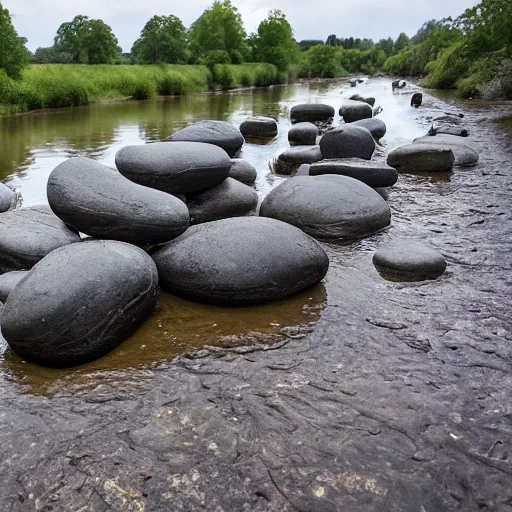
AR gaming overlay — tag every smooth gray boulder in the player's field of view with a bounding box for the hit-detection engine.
[152,217,329,306]
[115,141,231,195]
[260,175,391,240]
[229,159,257,185]
[349,94,376,107]
[187,177,258,225]
[0,271,28,302]
[351,118,387,141]
[339,100,373,123]
[273,146,322,175]
[387,143,455,172]
[288,122,319,145]
[413,135,479,167]
[1,240,159,368]
[428,115,468,137]
[310,158,398,187]
[47,157,189,246]
[0,206,80,274]
[0,183,14,213]
[290,104,335,123]
[373,241,447,281]
[165,120,244,157]
[320,126,375,160]
[239,117,278,139]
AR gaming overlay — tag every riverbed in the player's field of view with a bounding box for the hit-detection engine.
[0,78,511,511]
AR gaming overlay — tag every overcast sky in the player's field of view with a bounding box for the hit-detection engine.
[6,0,479,53]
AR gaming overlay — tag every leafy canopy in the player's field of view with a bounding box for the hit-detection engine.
[0,2,30,79]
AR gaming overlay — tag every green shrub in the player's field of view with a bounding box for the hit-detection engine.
[132,80,157,100]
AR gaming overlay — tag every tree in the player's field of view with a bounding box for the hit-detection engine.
[394,32,410,53]
[0,2,30,79]
[303,45,340,77]
[33,47,73,64]
[189,1,246,63]
[298,40,324,52]
[326,34,338,46]
[252,10,299,72]
[132,15,188,64]
[377,37,394,57]
[54,15,120,64]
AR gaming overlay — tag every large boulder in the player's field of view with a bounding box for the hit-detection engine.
[290,104,335,123]
[319,126,375,160]
[47,157,189,246]
[229,159,257,185]
[0,183,14,213]
[387,143,455,173]
[152,217,329,306]
[187,178,258,225]
[239,117,278,139]
[273,146,322,175]
[115,141,231,195]
[0,206,80,274]
[165,120,244,157]
[0,271,28,302]
[310,158,398,187]
[351,118,387,141]
[413,134,479,167]
[1,240,159,368]
[259,175,391,240]
[373,241,447,281]
[339,100,373,123]
[288,122,319,146]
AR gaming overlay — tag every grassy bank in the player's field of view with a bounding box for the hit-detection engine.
[0,63,281,114]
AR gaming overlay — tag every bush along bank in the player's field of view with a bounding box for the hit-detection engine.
[0,63,282,114]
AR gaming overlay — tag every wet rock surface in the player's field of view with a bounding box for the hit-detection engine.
[0,183,14,213]
[288,122,319,145]
[290,104,335,123]
[47,157,190,246]
[0,271,28,302]
[414,134,479,167]
[229,159,257,184]
[320,125,375,160]
[0,205,81,273]
[273,146,322,175]
[240,116,278,139]
[152,216,329,305]
[387,143,455,173]
[351,118,387,141]
[339,100,373,123]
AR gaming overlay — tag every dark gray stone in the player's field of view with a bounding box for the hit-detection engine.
[349,94,375,107]
[228,159,257,185]
[115,141,231,195]
[387,143,455,172]
[411,93,423,107]
[413,135,479,167]
[187,177,258,225]
[47,157,189,246]
[320,125,375,160]
[0,183,14,213]
[0,271,28,302]
[339,100,373,123]
[260,175,391,240]
[310,158,398,187]
[165,120,244,157]
[351,118,387,141]
[290,104,335,123]
[273,146,322,175]
[152,216,329,306]
[288,122,319,145]
[239,117,278,139]
[0,206,80,274]
[1,240,159,368]
[429,115,468,137]
[373,241,447,281]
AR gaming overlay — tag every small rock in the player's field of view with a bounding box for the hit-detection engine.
[288,122,319,145]
[239,117,278,139]
[339,100,373,123]
[387,143,455,173]
[273,146,322,175]
[229,159,257,185]
[351,118,387,141]
[320,126,375,160]
[290,104,335,123]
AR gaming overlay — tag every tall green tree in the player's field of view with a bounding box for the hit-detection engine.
[132,15,188,64]
[0,2,30,79]
[252,10,299,72]
[54,15,120,64]
[394,32,410,53]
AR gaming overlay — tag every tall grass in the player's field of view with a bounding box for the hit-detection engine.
[0,63,281,114]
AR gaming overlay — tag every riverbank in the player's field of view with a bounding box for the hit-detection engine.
[0,63,282,115]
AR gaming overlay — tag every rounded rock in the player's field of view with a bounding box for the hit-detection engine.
[239,117,278,139]
[288,122,319,146]
[1,240,159,368]
[387,143,455,173]
[165,120,244,157]
[339,100,373,123]
[351,118,387,141]
[187,177,258,225]
[0,271,28,302]
[413,135,479,167]
[320,126,375,160]
[0,183,15,213]
[290,104,335,123]
[115,141,231,195]
[273,146,322,175]
[151,217,329,306]
[411,93,423,107]
[429,115,468,137]
[48,157,190,246]
[373,241,447,281]
[260,175,391,240]
[229,159,257,185]
[0,205,81,274]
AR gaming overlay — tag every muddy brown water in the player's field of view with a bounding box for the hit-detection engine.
[0,78,511,511]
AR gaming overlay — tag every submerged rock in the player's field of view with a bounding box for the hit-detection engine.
[339,100,373,123]
[320,126,375,160]
[187,178,258,225]
[288,122,319,145]
[387,143,455,173]
[290,104,335,123]
[239,117,278,139]
[349,94,375,107]
[429,115,468,137]
[0,183,14,213]
[229,159,257,185]
[48,157,189,246]
[1,240,159,368]
[0,206,80,274]
[0,271,28,302]
[115,141,231,195]
[373,241,447,281]
[351,118,387,141]
[260,175,391,240]
[152,216,329,306]
[273,146,322,175]
[413,134,479,167]
[165,120,244,157]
